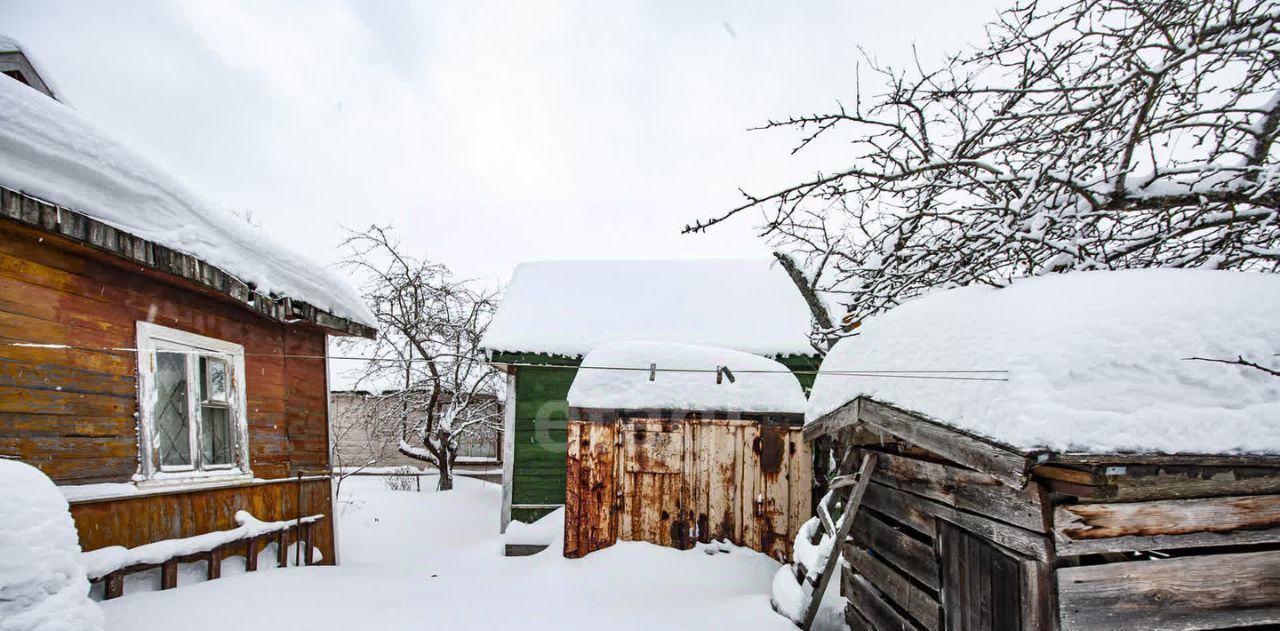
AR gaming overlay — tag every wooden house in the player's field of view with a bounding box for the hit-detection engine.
[0,40,377,587]
[563,341,811,560]
[796,270,1280,630]
[480,259,821,536]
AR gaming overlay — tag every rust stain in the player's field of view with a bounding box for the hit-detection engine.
[758,428,784,475]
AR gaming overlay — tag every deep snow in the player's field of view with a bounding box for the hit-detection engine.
[481,259,815,358]
[567,341,807,413]
[807,269,1280,454]
[0,460,103,631]
[101,476,841,630]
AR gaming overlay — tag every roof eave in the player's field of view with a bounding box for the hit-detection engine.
[1,186,377,339]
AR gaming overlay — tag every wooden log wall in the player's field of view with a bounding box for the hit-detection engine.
[70,477,335,565]
[0,218,333,482]
[839,445,1055,631]
[564,417,810,561]
[1036,461,1280,630]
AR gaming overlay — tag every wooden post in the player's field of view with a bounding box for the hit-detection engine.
[802,453,879,631]
[160,560,178,590]
[246,537,259,572]
[276,530,288,568]
[294,472,304,567]
[207,549,222,580]
[104,573,124,600]
[302,523,314,566]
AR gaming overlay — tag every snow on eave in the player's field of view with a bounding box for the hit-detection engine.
[567,341,808,415]
[0,186,376,338]
[0,73,378,333]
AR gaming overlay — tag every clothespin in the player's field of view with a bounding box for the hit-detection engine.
[716,366,735,384]
[648,363,656,381]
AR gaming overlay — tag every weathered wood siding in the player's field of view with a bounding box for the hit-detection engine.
[494,352,820,527]
[70,478,335,564]
[839,445,1054,631]
[0,219,336,556]
[564,417,810,561]
[0,219,331,482]
[510,364,574,523]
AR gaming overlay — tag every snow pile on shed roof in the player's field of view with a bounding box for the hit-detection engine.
[0,459,104,631]
[482,260,815,358]
[568,341,807,413]
[807,270,1280,455]
[0,74,375,328]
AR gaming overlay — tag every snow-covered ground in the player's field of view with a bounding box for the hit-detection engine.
[101,477,838,630]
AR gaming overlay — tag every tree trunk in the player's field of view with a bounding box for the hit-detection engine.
[437,449,453,491]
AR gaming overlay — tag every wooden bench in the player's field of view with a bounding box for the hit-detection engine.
[83,511,325,600]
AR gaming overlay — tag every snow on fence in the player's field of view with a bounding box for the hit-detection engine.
[82,510,325,599]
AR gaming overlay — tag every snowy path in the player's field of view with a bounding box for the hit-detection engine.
[101,477,830,631]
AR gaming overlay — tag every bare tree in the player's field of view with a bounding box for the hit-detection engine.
[688,0,1280,325]
[340,225,502,491]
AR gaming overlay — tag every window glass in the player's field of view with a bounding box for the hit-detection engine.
[154,351,191,467]
[200,356,228,403]
[200,405,234,465]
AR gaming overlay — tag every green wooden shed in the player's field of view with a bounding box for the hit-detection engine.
[481,259,821,547]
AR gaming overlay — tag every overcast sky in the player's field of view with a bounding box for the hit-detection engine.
[1,0,1006,288]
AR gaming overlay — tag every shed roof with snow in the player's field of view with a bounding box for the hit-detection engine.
[567,341,807,414]
[481,259,816,360]
[0,50,375,335]
[807,269,1280,455]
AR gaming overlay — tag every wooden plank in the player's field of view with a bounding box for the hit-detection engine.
[873,451,1047,532]
[848,512,940,591]
[1058,550,1280,631]
[844,572,925,631]
[804,398,857,442]
[858,399,1033,488]
[844,545,941,630]
[863,481,1051,562]
[1053,495,1280,555]
[245,538,258,572]
[563,420,582,557]
[802,453,878,630]
[160,560,177,589]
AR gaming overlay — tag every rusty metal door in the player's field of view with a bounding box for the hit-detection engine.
[618,419,691,549]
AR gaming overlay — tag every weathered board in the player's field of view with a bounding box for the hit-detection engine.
[939,521,1026,631]
[69,477,335,565]
[1057,549,1280,630]
[564,417,809,560]
[1053,494,1280,555]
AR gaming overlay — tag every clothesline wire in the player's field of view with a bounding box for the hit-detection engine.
[2,341,1010,382]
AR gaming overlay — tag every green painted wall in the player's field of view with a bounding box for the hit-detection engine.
[496,351,821,524]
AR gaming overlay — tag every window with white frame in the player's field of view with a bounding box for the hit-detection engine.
[136,322,250,481]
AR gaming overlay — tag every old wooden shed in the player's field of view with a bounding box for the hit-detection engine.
[480,259,821,537]
[563,341,812,560]
[796,270,1280,630]
[0,42,376,596]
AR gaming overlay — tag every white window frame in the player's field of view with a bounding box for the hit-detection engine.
[135,322,252,486]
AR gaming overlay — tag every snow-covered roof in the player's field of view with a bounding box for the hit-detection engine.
[482,259,816,359]
[0,34,66,104]
[807,269,1280,456]
[0,68,376,330]
[568,341,807,414]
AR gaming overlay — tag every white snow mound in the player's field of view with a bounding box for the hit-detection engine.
[0,76,374,327]
[568,341,807,414]
[482,260,815,358]
[807,269,1280,455]
[0,459,104,631]
[504,507,564,547]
